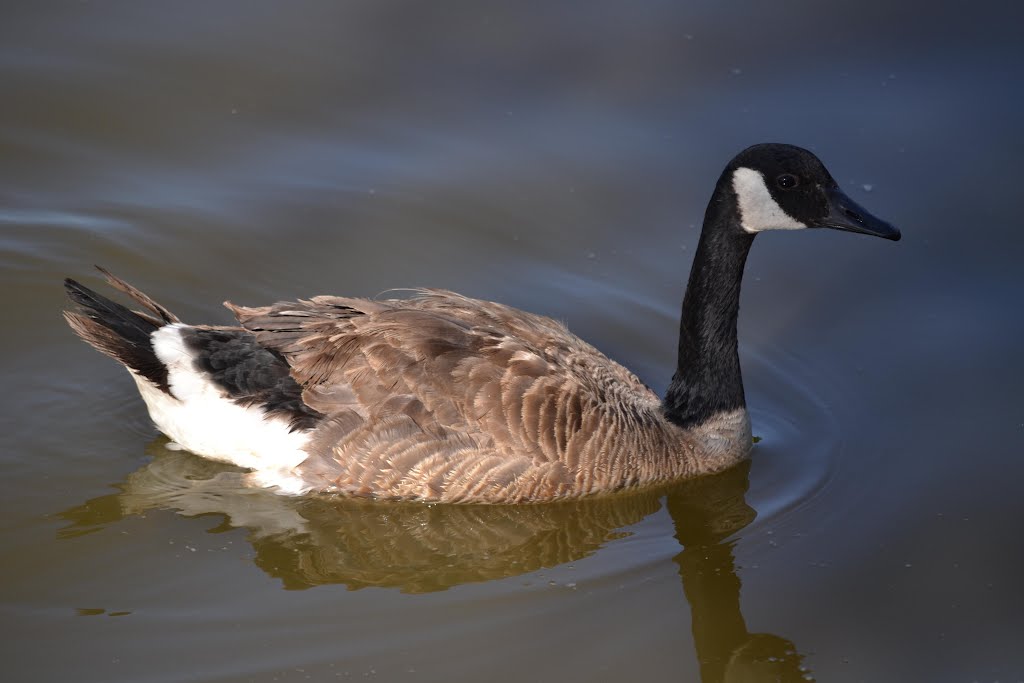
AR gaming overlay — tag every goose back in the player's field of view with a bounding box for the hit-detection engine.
[228,291,738,502]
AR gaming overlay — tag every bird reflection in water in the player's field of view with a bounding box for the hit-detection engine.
[58,440,812,681]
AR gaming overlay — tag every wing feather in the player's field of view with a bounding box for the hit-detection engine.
[226,290,663,500]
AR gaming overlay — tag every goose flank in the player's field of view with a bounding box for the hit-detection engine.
[63,143,900,503]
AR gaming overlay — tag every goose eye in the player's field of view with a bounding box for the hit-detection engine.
[776,174,799,189]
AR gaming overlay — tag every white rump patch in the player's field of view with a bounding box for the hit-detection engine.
[732,167,807,233]
[131,324,311,473]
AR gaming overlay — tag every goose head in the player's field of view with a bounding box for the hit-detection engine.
[725,143,901,241]
[668,143,900,433]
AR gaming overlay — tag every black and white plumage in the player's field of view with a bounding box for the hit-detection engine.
[64,144,900,503]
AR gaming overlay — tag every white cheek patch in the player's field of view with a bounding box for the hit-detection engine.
[732,167,807,233]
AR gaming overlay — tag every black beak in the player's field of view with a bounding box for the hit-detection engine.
[814,186,901,241]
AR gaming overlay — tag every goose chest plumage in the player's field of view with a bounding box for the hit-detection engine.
[64,143,900,503]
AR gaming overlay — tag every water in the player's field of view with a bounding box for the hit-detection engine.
[3,2,1023,681]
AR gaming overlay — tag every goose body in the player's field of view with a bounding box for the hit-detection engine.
[64,144,899,503]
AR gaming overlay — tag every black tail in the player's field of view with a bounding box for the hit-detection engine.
[63,268,180,394]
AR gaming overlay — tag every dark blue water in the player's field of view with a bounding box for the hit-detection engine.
[2,2,1023,681]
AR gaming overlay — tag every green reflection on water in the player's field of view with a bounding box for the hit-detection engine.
[58,440,811,681]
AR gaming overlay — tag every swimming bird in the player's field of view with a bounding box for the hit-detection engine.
[64,143,900,503]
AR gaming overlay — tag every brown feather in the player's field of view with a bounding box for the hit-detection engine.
[225,289,751,503]
[96,266,180,325]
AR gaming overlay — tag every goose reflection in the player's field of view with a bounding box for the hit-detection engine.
[667,466,812,681]
[58,439,811,681]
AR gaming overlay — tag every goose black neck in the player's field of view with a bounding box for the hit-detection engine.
[664,184,755,429]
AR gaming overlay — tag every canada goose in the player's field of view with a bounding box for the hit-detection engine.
[64,143,900,503]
